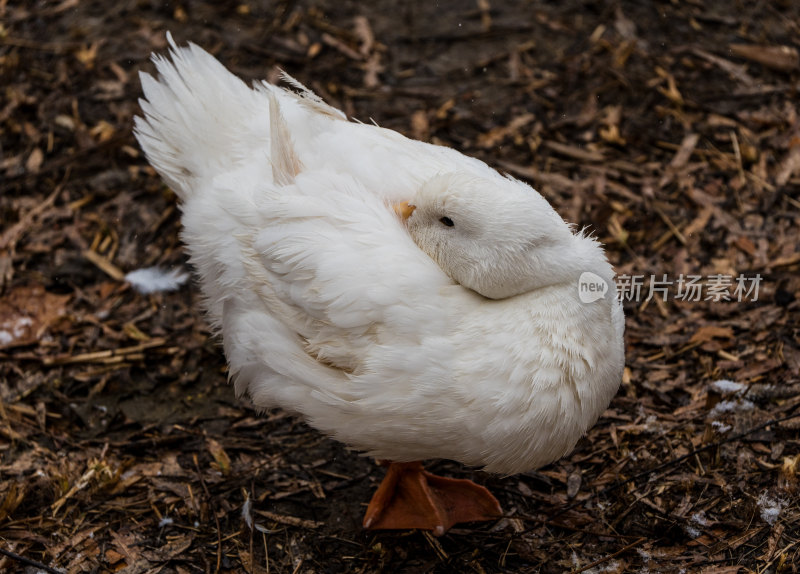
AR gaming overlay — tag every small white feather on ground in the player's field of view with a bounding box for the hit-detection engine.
[711,420,731,433]
[757,492,785,525]
[710,399,755,417]
[710,379,746,394]
[241,496,253,529]
[0,316,33,346]
[685,511,710,538]
[125,267,189,294]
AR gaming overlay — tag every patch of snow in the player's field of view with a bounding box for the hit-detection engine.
[636,547,652,574]
[757,493,784,525]
[710,379,746,394]
[685,511,710,537]
[711,399,754,416]
[158,516,174,528]
[125,267,189,294]
[0,316,33,346]
[711,420,731,433]
[643,414,663,433]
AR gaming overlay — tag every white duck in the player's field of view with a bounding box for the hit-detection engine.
[135,34,625,535]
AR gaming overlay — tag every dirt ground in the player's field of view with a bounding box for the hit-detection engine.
[2,1,800,572]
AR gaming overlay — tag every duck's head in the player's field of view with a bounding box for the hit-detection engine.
[398,172,614,300]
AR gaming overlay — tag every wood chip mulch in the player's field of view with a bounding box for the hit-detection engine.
[1,1,799,572]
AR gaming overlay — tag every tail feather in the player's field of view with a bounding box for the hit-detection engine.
[134,33,268,199]
[273,72,346,121]
[266,90,302,186]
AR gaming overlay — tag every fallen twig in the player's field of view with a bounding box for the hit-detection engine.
[41,338,167,366]
[0,546,65,574]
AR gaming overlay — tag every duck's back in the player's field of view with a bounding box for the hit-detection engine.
[136,35,494,207]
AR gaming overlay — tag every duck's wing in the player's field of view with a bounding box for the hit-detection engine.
[134,36,460,411]
[220,167,455,408]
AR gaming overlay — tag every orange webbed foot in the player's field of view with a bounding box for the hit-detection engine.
[363,461,502,536]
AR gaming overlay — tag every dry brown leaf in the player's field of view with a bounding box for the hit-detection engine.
[730,44,799,73]
[307,42,322,58]
[477,113,535,148]
[655,67,684,106]
[25,147,43,173]
[683,206,714,241]
[353,15,374,57]
[103,547,126,566]
[207,437,232,475]
[477,0,492,31]
[774,142,800,187]
[238,549,268,574]
[0,285,70,349]
[733,236,756,256]
[669,133,699,170]
[0,482,26,522]
[689,325,734,345]
[52,0,80,13]
[614,5,637,40]
[693,48,755,86]
[544,140,605,162]
[254,508,324,529]
[435,99,455,120]
[411,110,429,140]
[90,120,116,142]
[599,105,626,145]
[74,43,99,69]
[362,53,384,88]
[771,252,800,267]
[733,357,783,381]
[321,32,361,60]
[173,5,188,22]
[141,534,193,561]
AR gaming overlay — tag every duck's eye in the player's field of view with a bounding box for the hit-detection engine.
[439,216,455,227]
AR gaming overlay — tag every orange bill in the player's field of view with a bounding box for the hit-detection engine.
[393,201,416,222]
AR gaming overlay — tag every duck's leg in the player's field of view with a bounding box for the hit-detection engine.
[362,461,502,536]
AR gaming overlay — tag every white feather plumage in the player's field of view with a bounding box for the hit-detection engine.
[134,34,625,475]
